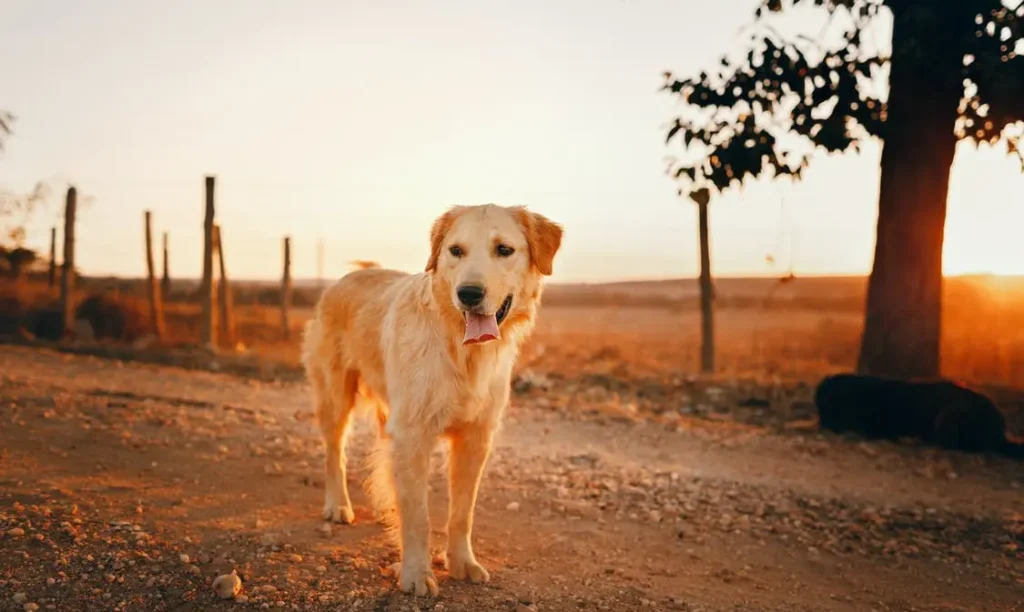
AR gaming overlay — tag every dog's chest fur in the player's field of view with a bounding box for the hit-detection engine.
[448,343,518,427]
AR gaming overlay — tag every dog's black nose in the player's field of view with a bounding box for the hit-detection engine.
[457,284,486,308]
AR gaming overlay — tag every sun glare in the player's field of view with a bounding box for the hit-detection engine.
[942,145,1024,277]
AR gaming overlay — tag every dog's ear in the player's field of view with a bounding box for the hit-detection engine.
[516,208,563,276]
[425,208,459,272]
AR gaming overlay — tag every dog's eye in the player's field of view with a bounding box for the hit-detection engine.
[449,245,464,258]
[495,244,515,258]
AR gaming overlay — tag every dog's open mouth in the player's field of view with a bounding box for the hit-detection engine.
[462,295,513,346]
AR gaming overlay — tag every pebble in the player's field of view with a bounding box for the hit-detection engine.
[23,604,39,612]
[213,571,242,600]
[506,502,521,512]
[12,593,28,604]
[6,528,25,538]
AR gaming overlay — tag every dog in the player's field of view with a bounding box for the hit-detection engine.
[814,373,1023,458]
[301,204,563,596]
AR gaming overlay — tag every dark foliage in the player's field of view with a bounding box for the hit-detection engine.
[663,0,1024,197]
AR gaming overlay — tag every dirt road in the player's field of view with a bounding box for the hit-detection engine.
[0,346,1021,611]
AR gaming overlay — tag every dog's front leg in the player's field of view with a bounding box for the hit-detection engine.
[391,435,439,596]
[445,424,493,583]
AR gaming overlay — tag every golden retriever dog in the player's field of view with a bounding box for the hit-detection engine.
[301,204,562,596]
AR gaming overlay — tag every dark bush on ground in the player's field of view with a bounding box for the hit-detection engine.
[0,291,28,335]
[75,293,149,341]
[28,305,63,340]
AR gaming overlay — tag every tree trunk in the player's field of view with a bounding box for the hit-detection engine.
[201,176,217,347]
[856,2,972,380]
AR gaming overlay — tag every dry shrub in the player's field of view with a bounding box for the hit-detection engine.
[28,305,63,340]
[0,282,61,340]
[75,293,149,342]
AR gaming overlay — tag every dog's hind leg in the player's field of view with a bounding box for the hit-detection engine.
[313,366,359,524]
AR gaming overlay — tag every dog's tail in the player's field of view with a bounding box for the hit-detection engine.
[350,260,381,270]
[299,316,322,375]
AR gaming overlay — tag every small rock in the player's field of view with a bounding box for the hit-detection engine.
[287,554,303,563]
[12,593,28,604]
[506,502,521,512]
[179,554,190,564]
[317,524,332,537]
[23,604,39,612]
[7,528,25,538]
[213,571,242,600]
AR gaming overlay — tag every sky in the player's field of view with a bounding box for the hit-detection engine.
[2,0,1024,283]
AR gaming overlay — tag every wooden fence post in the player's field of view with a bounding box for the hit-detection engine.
[48,226,57,289]
[144,211,165,340]
[161,231,171,299]
[689,188,715,374]
[281,236,292,340]
[59,187,77,336]
[201,176,217,347]
[214,225,234,346]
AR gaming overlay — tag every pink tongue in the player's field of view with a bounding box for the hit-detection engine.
[463,312,500,345]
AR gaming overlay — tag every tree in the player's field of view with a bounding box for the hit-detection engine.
[0,246,38,280]
[663,0,1024,379]
[0,111,12,152]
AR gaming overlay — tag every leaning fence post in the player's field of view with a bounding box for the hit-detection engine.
[214,225,235,346]
[144,211,166,340]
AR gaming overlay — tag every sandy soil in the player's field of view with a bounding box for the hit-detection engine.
[0,346,1021,611]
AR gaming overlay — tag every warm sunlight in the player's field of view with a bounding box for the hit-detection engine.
[943,143,1024,276]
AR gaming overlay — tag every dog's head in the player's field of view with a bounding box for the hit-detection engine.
[425,204,563,346]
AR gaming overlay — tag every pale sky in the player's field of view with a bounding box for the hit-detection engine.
[3,0,1024,283]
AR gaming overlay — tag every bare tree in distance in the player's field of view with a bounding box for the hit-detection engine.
[663,0,1024,380]
[0,111,13,152]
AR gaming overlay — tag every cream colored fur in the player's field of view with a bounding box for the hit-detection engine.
[301,204,562,596]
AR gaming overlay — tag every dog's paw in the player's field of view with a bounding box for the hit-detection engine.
[446,553,490,583]
[389,562,439,597]
[321,504,355,524]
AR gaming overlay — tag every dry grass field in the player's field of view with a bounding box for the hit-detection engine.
[165,274,1024,389]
